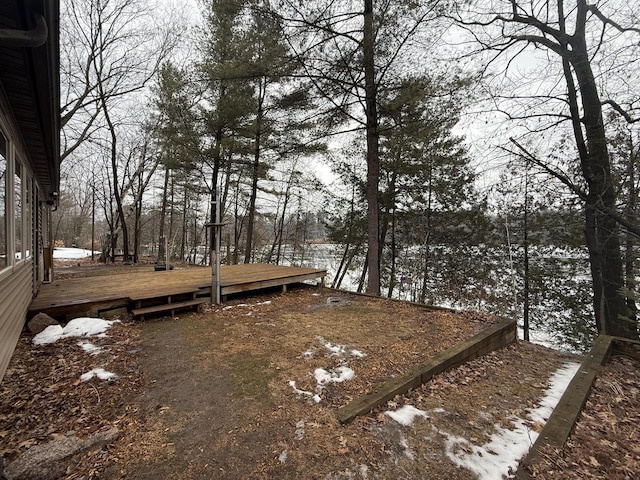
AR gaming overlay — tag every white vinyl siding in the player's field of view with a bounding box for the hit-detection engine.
[0,261,32,381]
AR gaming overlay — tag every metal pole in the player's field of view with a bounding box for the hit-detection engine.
[210,189,222,304]
[215,188,221,304]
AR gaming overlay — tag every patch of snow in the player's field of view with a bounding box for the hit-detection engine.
[256,301,272,305]
[278,450,288,463]
[291,339,363,403]
[528,362,581,424]
[316,336,366,360]
[312,293,321,296]
[295,420,305,440]
[400,435,415,460]
[53,247,98,259]
[222,306,234,311]
[63,318,117,337]
[314,366,355,386]
[441,361,580,479]
[33,318,118,345]
[32,325,63,345]
[77,341,102,355]
[288,380,321,403]
[317,336,346,357]
[385,405,429,426]
[80,368,118,382]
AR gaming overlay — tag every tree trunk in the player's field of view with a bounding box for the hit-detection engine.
[337,245,360,290]
[624,139,638,322]
[101,95,129,263]
[569,5,634,337]
[209,127,223,265]
[420,163,433,304]
[387,206,397,299]
[181,183,188,261]
[332,244,350,288]
[133,189,141,264]
[245,80,266,264]
[523,168,530,342]
[233,179,242,264]
[364,0,380,295]
[357,251,368,293]
[158,166,170,264]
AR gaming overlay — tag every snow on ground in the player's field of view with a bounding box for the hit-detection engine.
[33,318,119,345]
[33,317,121,383]
[442,362,580,479]
[289,337,364,403]
[53,247,98,259]
[314,366,355,386]
[381,362,580,479]
[77,341,102,355]
[222,301,271,311]
[278,450,288,463]
[316,336,367,360]
[288,381,321,403]
[385,405,429,426]
[527,362,581,425]
[80,368,118,382]
[295,420,305,440]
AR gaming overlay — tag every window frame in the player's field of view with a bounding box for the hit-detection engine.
[14,156,23,263]
[0,129,7,275]
[0,122,36,278]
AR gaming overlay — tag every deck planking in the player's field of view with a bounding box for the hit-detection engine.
[28,264,326,319]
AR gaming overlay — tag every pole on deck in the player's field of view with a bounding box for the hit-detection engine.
[210,188,222,304]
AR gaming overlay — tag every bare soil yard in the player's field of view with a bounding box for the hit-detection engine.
[0,262,603,479]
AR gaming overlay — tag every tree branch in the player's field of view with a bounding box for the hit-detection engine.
[602,99,640,124]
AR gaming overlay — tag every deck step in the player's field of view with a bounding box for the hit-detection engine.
[129,287,201,302]
[131,298,207,318]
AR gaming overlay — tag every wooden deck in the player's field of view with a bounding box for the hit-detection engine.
[28,264,326,320]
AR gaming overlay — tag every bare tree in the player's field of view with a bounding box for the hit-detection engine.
[454,0,640,338]
[72,0,175,262]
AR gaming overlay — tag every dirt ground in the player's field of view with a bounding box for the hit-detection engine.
[0,261,611,479]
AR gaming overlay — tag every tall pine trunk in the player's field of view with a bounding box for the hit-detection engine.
[245,80,266,264]
[364,0,380,295]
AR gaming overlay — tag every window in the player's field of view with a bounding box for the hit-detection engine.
[14,158,22,261]
[25,176,32,258]
[0,132,6,270]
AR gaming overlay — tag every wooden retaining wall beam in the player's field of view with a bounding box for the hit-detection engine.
[517,334,640,479]
[337,318,517,424]
[516,335,614,479]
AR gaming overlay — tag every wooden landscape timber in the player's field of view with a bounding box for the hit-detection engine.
[337,317,517,423]
[516,335,640,479]
[28,264,326,320]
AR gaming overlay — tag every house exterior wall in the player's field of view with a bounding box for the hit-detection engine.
[0,262,32,381]
[0,0,58,382]
[0,90,52,381]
